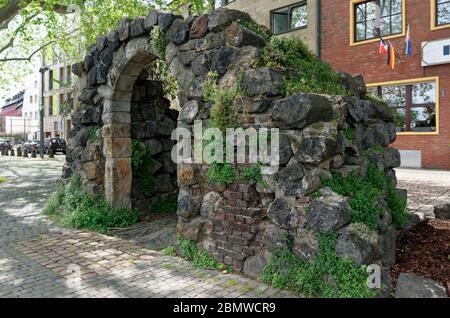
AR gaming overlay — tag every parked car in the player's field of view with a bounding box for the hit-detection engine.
[0,139,12,150]
[22,140,39,153]
[47,138,66,155]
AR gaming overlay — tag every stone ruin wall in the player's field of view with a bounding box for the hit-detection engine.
[65,8,402,283]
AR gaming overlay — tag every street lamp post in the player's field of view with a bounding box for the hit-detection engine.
[39,65,49,159]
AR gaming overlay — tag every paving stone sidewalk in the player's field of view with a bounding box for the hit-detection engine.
[0,156,294,298]
[396,168,450,219]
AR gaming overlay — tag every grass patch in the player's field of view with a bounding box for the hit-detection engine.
[150,194,178,213]
[206,162,236,186]
[324,163,409,230]
[177,235,229,271]
[240,163,265,185]
[162,245,177,256]
[203,71,245,132]
[261,37,347,96]
[261,233,377,298]
[0,176,9,183]
[44,175,139,233]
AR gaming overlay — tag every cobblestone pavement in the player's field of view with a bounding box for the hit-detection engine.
[396,168,450,219]
[0,156,294,298]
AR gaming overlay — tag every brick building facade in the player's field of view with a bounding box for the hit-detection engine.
[1,91,24,133]
[321,0,450,169]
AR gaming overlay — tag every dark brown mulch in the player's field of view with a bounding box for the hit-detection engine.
[391,219,450,294]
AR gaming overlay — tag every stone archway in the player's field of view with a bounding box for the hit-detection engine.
[66,8,402,282]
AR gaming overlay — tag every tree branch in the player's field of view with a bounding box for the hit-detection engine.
[0,40,55,62]
[0,0,31,30]
[0,12,39,55]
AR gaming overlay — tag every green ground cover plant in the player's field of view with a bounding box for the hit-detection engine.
[44,175,139,233]
[261,233,377,298]
[261,37,347,96]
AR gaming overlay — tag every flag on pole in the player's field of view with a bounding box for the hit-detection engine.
[379,38,388,55]
[387,41,395,69]
[405,24,413,56]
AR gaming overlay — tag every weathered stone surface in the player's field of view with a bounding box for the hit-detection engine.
[395,273,447,298]
[434,203,450,219]
[293,228,320,261]
[383,147,401,168]
[276,161,306,197]
[296,135,337,164]
[158,12,180,31]
[129,18,145,38]
[210,46,235,76]
[338,72,367,98]
[243,67,282,97]
[200,191,222,219]
[306,188,351,233]
[190,15,209,39]
[261,222,289,250]
[118,19,130,42]
[207,8,251,32]
[177,217,203,241]
[155,173,175,193]
[178,100,199,124]
[272,93,334,129]
[347,97,367,123]
[96,35,108,52]
[78,89,97,104]
[243,255,268,278]
[167,19,189,44]
[278,134,293,165]
[144,139,163,155]
[226,22,266,48]
[335,223,379,266]
[143,11,158,31]
[178,165,196,186]
[191,53,210,76]
[267,198,298,229]
[72,62,83,76]
[177,194,199,219]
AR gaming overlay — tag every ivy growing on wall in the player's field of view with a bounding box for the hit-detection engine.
[131,140,155,194]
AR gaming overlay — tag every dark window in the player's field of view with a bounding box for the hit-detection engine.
[48,70,53,90]
[368,80,437,133]
[444,45,450,55]
[48,96,53,116]
[271,2,307,35]
[437,0,450,26]
[355,0,402,42]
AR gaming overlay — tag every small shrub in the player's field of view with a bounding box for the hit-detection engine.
[177,235,197,261]
[151,26,168,59]
[261,37,347,96]
[261,233,376,298]
[309,189,322,199]
[131,140,155,193]
[324,163,409,230]
[206,162,236,186]
[44,175,139,233]
[343,127,354,142]
[240,163,265,185]
[236,19,272,42]
[176,236,228,270]
[386,182,409,228]
[87,125,100,142]
[162,245,177,256]
[151,194,178,213]
[203,71,242,132]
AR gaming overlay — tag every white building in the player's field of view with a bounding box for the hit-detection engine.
[22,73,41,140]
[4,74,41,140]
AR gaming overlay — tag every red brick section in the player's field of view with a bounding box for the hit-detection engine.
[321,0,450,169]
[213,184,263,270]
